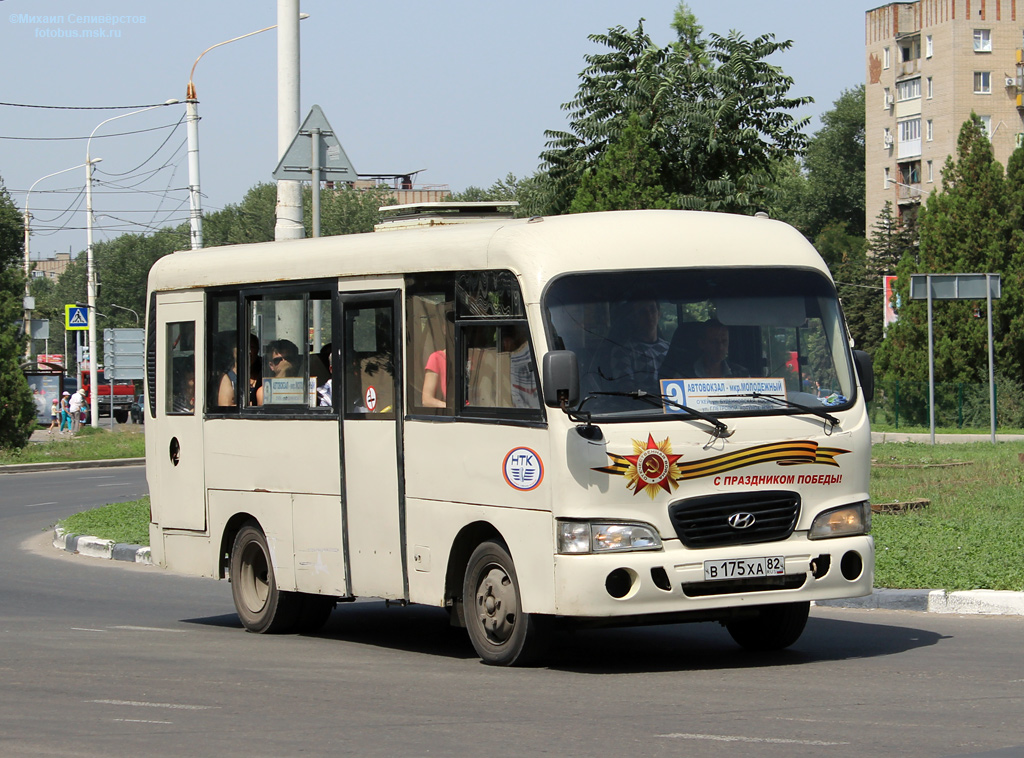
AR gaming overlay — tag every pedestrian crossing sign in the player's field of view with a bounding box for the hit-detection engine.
[65,305,89,330]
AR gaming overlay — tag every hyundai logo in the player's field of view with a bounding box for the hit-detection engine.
[727,512,756,529]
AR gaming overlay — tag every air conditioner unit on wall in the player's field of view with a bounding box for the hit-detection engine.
[1006,77,1017,88]
[884,94,895,108]
[883,133,894,148]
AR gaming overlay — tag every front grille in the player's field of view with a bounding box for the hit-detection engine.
[668,491,800,549]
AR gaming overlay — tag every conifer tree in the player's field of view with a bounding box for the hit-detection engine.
[876,116,1010,387]
[0,177,37,450]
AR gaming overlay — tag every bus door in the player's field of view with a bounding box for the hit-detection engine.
[152,295,206,531]
[339,291,406,600]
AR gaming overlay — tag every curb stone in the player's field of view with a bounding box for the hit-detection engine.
[1,458,145,474]
[816,588,1024,616]
[52,526,151,566]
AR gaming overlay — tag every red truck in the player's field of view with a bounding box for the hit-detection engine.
[81,369,137,423]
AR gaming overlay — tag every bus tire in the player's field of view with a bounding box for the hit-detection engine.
[230,523,299,634]
[113,410,129,424]
[463,541,548,666]
[725,601,810,651]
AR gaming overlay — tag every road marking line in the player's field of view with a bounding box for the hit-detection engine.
[25,502,57,507]
[71,628,107,633]
[110,626,186,633]
[659,733,848,746]
[90,699,217,711]
[79,475,116,479]
[96,483,128,487]
[113,719,174,725]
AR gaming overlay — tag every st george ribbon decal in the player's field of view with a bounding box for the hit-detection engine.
[593,435,850,499]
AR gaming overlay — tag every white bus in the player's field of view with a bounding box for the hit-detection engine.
[145,207,874,666]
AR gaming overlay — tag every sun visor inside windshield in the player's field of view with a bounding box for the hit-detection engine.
[713,296,806,327]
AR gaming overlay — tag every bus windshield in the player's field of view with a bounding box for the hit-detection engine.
[543,268,857,420]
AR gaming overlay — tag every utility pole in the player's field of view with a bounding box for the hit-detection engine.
[275,0,305,243]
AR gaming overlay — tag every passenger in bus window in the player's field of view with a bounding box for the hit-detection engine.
[248,334,262,405]
[604,299,668,394]
[505,325,539,409]
[214,331,239,408]
[421,348,447,407]
[172,361,195,414]
[255,338,300,405]
[689,320,747,378]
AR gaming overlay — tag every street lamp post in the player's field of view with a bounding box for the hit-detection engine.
[85,100,178,427]
[185,13,309,250]
[22,161,95,363]
[108,303,140,325]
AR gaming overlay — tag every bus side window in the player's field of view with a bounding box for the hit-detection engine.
[207,292,240,411]
[463,323,539,410]
[344,303,395,419]
[166,321,196,415]
[407,289,454,415]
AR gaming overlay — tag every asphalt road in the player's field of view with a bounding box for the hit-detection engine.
[2,465,1023,757]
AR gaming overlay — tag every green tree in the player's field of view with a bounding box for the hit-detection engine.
[801,86,866,239]
[541,11,810,216]
[0,177,37,449]
[203,183,278,247]
[1002,146,1024,376]
[568,112,671,212]
[877,116,1011,387]
[315,183,394,236]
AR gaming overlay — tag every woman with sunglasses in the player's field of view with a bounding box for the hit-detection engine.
[255,338,301,405]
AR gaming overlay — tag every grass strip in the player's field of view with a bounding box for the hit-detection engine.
[0,426,145,465]
[871,441,1024,591]
[58,497,151,547]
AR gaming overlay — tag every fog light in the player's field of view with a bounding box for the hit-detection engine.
[841,551,863,580]
[605,568,637,599]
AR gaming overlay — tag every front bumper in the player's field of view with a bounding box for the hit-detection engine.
[552,534,874,618]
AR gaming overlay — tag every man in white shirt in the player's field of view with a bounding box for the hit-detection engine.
[69,390,83,434]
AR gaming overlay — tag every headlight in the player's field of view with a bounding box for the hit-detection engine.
[808,502,872,540]
[557,521,662,554]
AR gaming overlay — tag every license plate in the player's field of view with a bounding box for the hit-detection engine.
[703,556,785,581]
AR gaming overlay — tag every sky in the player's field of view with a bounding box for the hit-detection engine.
[2,1,887,260]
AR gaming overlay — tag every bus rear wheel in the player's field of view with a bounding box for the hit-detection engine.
[230,523,299,634]
[725,601,810,651]
[463,541,548,666]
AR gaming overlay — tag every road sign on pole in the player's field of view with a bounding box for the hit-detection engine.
[103,327,145,381]
[272,105,356,181]
[909,273,1001,444]
[65,305,89,330]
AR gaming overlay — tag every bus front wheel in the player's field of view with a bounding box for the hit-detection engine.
[725,601,810,651]
[463,541,548,666]
[230,523,299,634]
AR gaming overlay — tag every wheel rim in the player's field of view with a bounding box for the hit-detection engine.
[473,564,519,645]
[238,539,270,614]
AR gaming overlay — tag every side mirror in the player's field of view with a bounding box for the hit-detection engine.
[852,350,874,402]
[542,350,580,408]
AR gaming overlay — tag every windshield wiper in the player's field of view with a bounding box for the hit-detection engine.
[588,390,733,440]
[726,392,840,429]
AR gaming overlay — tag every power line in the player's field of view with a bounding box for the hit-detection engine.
[0,101,178,110]
[0,122,182,142]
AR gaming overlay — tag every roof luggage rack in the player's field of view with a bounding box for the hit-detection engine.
[375,201,518,231]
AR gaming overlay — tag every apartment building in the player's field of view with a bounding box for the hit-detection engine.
[865,0,1024,231]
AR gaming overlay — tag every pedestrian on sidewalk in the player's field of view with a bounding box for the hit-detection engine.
[69,389,83,434]
[47,398,59,436]
[59,391,71,433]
